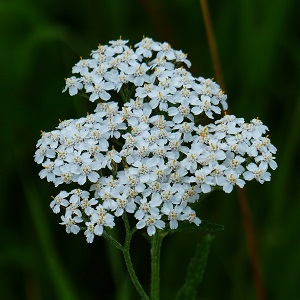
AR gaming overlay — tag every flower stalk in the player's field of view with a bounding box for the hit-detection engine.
[150,231,166,300]
[122,214,149,300]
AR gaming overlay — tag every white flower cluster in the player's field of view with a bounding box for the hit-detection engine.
[34,37,277,243]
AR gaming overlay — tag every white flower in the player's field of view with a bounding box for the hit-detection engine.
[190,167,214,193]
[136,212,165,236]
[72,58,96,75]
[135,83,157,99]
[65,201,82,217]
[34,145,56,164]
[86,79,115,102]
[131,158,159,183]
[173,121,195,142]
[39,159,55,182]
[60,210,82,234]
[255,151,278,170]
[160,185,181,204]
[130,107,153,127]
[250,118,269,139]
[104,148,122,170]
[113,194,136,216]
[192,95,221,118]
[209,162,227,185]
[260,137,277,154]
[226,133,249,156]
[181,185,201,203]
[134,197,159,220]
[35,37,277,241]
[181,145,203,172]
[243,162,271,184]
[198,145,226,165]
[157,75,177,94]
[105,69,129,92]
[151,56,175,71]
[173,86,198,104]
[80,197,98,216]
[175,50,191,67]
[109,37,129,54]
[149,88,170,111]
[98,186,117,210]
[50,191,69,214]
[84,222,96,243]
[161,202,183,229]
[120,48,139,66]
[72,160,102,185]
[91,63,110,82]
[218,170,245,193]
[169,168,189,190]
[129,63,151,86]
[157,42,176,60]
[167,100,193,124]
[181,206,201,226]
[135,37,162,58]
[106,115,126,139]
[119,171,145,192]
[81,73,95,91]
[122,132,136,148]
[223,152,245,174]
[53,164,74,186]
[91,205,115,236]
[69,188,90,205]
[63,76,83,96]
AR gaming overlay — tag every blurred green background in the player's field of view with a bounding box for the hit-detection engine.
[1,0,299,299]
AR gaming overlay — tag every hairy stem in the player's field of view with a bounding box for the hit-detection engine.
[150,231,166,300]
[122,214,150,300]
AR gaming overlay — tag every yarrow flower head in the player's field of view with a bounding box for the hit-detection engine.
[34,36,277,243]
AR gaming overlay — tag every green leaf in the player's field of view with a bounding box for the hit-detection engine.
[176,234,215,300]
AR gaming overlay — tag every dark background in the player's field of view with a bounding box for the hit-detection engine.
[1,0,299,299]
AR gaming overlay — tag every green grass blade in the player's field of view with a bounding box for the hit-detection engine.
[176,234,214,300]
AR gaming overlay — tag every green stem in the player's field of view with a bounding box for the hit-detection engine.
[150,231,165,300]
[102,231,123,251]
[120,88,127,102]
[120,84,136,103]
[78,91,89,99]
[122,214,150,300]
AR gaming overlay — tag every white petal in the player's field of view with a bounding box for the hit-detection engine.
[243,171,254,181]
[155,220,165,229]
[94,225,104,236]
[78,175,87,185]
[136,219,146,229]
[89,93,99,102]
[170,220,178,229]
[191,106,202,115]
[201,184,211,193]
[173,114,183,124]
[168,107,178,116]
[69,86,78,96]
[86,233,94,243]
[134,210,144,220]
[88,172,99,183]
[71,225,80,234]
[223,183,233,193]
[100,91,111,100]
[270,160,278,170]
[236,179,245,188]
[147,225,156,236]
